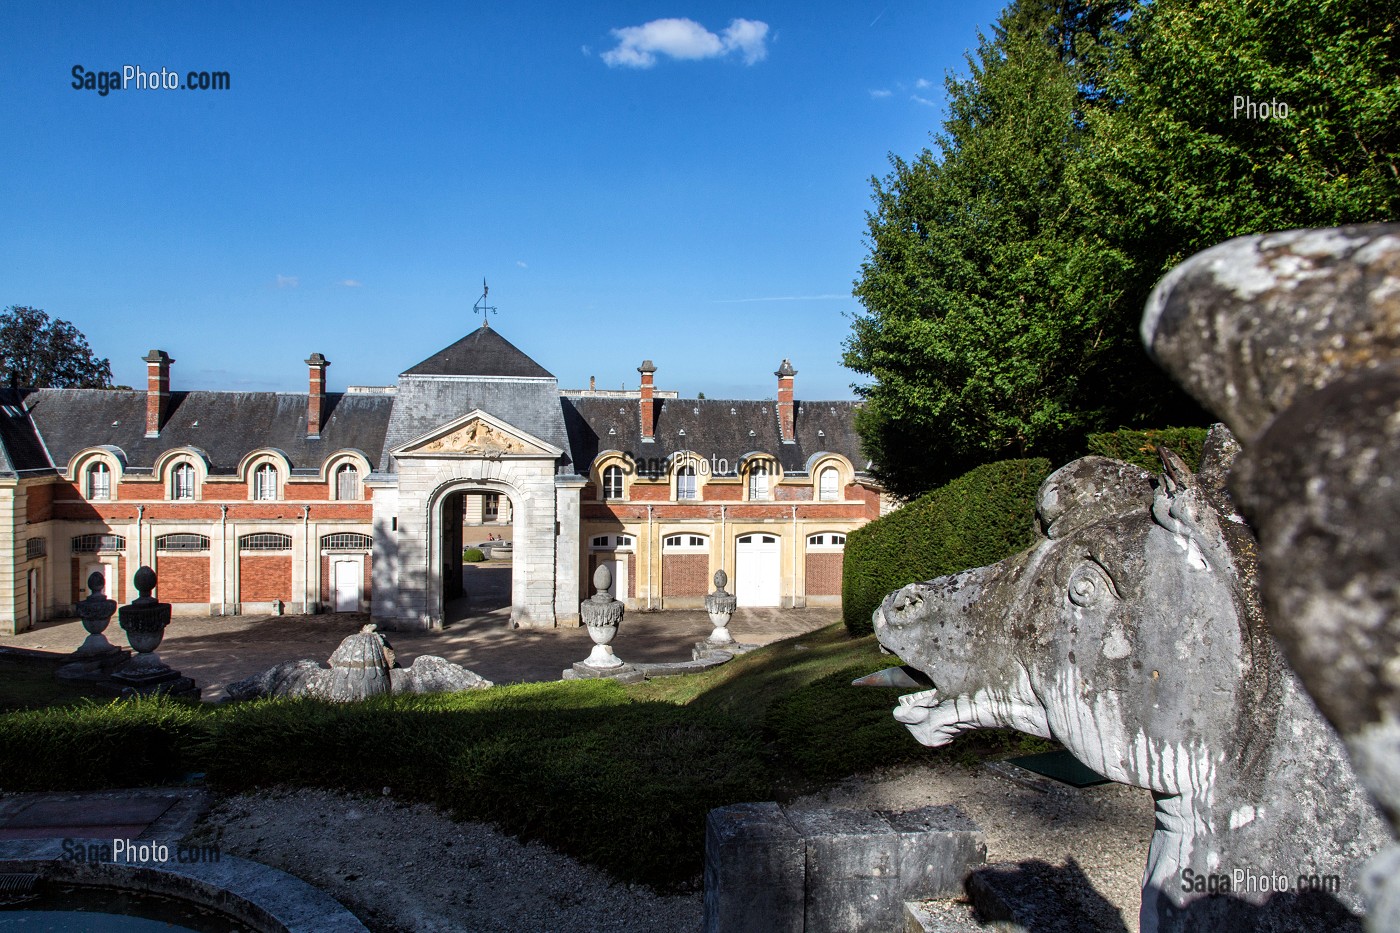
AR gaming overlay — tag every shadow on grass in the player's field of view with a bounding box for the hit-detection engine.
[0,622,1051,891]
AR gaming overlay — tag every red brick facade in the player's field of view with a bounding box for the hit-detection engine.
[805,552,844,597]
[662,554,708,597]
[239,555,293,603]
[157,555,210,603]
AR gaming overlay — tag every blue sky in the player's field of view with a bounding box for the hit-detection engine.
[2,1,1006,400]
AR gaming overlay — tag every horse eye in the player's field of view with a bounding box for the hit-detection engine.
[1068,563,1112,607]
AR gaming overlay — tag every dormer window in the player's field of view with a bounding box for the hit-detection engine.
[602,465,624,501]
[677,464,697,500]
[253,463,279,501]
[171,462,196,500]
[748,462,771,501]
[336,463,360,501]
[819,466,839,501]
[86,462,111,501]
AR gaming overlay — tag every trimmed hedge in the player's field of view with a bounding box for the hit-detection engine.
[1085,426,1208,474]
[842,458,1051,637]
[462,547,486,562]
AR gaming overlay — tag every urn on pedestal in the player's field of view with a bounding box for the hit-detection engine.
[110,566,200,699]
[73,571,121,658]
[580,564,625,669]
[703,570,738,647]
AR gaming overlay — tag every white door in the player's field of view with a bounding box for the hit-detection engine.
[735,534,781,607]
[27,569,40,625]
[599,557,628,602]
[333,559,360,612]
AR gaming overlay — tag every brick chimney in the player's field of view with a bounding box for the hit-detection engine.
[638,360,657,443]
[143,350,173,438]
[776,359,797,444]
[306,353,330,439]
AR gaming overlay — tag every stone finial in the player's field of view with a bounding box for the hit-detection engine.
[593,563,612,596]
[132,565,157,604]
[713,569,730,592]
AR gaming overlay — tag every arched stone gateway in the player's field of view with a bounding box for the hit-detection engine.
[370,412,584,630]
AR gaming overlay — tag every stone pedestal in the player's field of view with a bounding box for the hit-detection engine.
[703,803,985,933]
[702,570,738,648]
[107,566,200,700]
[566,565,636,680]
[57,572,130,682]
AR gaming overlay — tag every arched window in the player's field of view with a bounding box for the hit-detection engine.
[171,462,196,500]
[662,533,708,551]
[676,464,697,500]
[86,462,111,501]
[253,463,279,501]
[807,532,847,549]
[602,465,624,501]
[747,462,771,501]
[818,467,839,501]
[335,463,360,501]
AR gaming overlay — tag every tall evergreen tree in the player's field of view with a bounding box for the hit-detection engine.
[846,0,1396,500]
[846,0,1161,497]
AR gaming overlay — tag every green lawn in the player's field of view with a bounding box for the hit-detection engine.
[0,623,1050,890]
[0,655,109,712]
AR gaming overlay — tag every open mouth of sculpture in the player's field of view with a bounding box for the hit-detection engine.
[894,686,942,725]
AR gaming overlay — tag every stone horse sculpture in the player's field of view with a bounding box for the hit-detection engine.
[1141,223,1400,931]
[874,429,1389,932]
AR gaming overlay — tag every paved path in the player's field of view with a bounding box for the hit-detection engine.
[1,598,839,700]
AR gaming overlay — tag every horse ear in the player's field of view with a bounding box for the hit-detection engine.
[1157,445,1194,495]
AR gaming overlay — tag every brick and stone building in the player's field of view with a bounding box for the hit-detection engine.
[0,324,882,633]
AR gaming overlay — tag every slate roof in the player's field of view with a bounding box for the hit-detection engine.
[0,326,865,484]
[379,377,571,473]
[23,389,394,475]
[0,389,53,476]
[562,396,868,476]
[402,325,554,379]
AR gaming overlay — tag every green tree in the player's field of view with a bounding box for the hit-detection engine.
[846,0,1396,500]
[1089,0,1399,277]
[0,306,113,389]
[846,0,1165,497]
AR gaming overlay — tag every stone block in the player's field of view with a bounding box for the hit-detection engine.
[884,805,986,900]
[703,803,804,933]
[786,808,901,933]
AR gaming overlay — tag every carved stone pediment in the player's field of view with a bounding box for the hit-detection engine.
[394,411,561,459]
[414,419,533,455]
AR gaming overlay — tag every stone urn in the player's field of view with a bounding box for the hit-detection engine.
[704,570,738,646]
[73,571,120,657]
[580,565,625,668]
[117,566,171,671]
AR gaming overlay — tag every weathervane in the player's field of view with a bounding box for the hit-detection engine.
[473,278,498,327]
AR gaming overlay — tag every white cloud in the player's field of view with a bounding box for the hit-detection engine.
[602,17,769,68]
[338,279,363,287]
[911,94,938,107]
[915,77,933,90]
[723,18,769,65]
[869,88,893,99]
[516,260,528,269]
[275,274,299,289]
